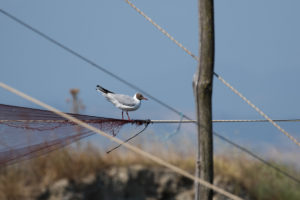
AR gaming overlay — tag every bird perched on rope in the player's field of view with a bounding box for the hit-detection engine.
[96,85,148,120]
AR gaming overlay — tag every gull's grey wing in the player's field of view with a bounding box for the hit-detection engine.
[108,94,136,106]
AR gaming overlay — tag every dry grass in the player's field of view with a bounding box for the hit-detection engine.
[0,141,299,200]
[214,155,300,200]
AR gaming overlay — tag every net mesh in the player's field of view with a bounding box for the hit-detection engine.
[0,104,145,166]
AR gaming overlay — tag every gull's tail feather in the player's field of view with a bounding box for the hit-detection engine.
[96,85,114,94]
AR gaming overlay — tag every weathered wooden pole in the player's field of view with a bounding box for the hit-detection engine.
[193,0,215,199]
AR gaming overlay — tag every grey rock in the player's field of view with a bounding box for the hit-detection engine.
[37,166,250,200]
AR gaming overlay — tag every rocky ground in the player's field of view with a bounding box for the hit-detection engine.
[36,165,250,200]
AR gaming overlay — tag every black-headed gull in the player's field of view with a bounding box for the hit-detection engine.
[96,85,148,120]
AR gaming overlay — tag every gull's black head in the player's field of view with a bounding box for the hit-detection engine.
[136,93,148,101]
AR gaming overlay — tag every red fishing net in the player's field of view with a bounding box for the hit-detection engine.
[0,104,146,166]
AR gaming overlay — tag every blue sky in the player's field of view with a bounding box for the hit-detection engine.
[0,1,300,161]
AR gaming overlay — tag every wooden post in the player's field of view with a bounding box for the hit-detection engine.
[193,0,215,199]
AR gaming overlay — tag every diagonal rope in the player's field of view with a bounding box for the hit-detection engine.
[0,8,298,184]
[124,0,300,147]
[214,73,300,147]
[124,0,199,61]
[0,82,243,200]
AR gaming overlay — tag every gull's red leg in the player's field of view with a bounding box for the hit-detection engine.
[126,111,131,120]
[122,111,124,120]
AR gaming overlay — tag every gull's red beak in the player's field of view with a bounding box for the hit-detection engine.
[143,97,148,100]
